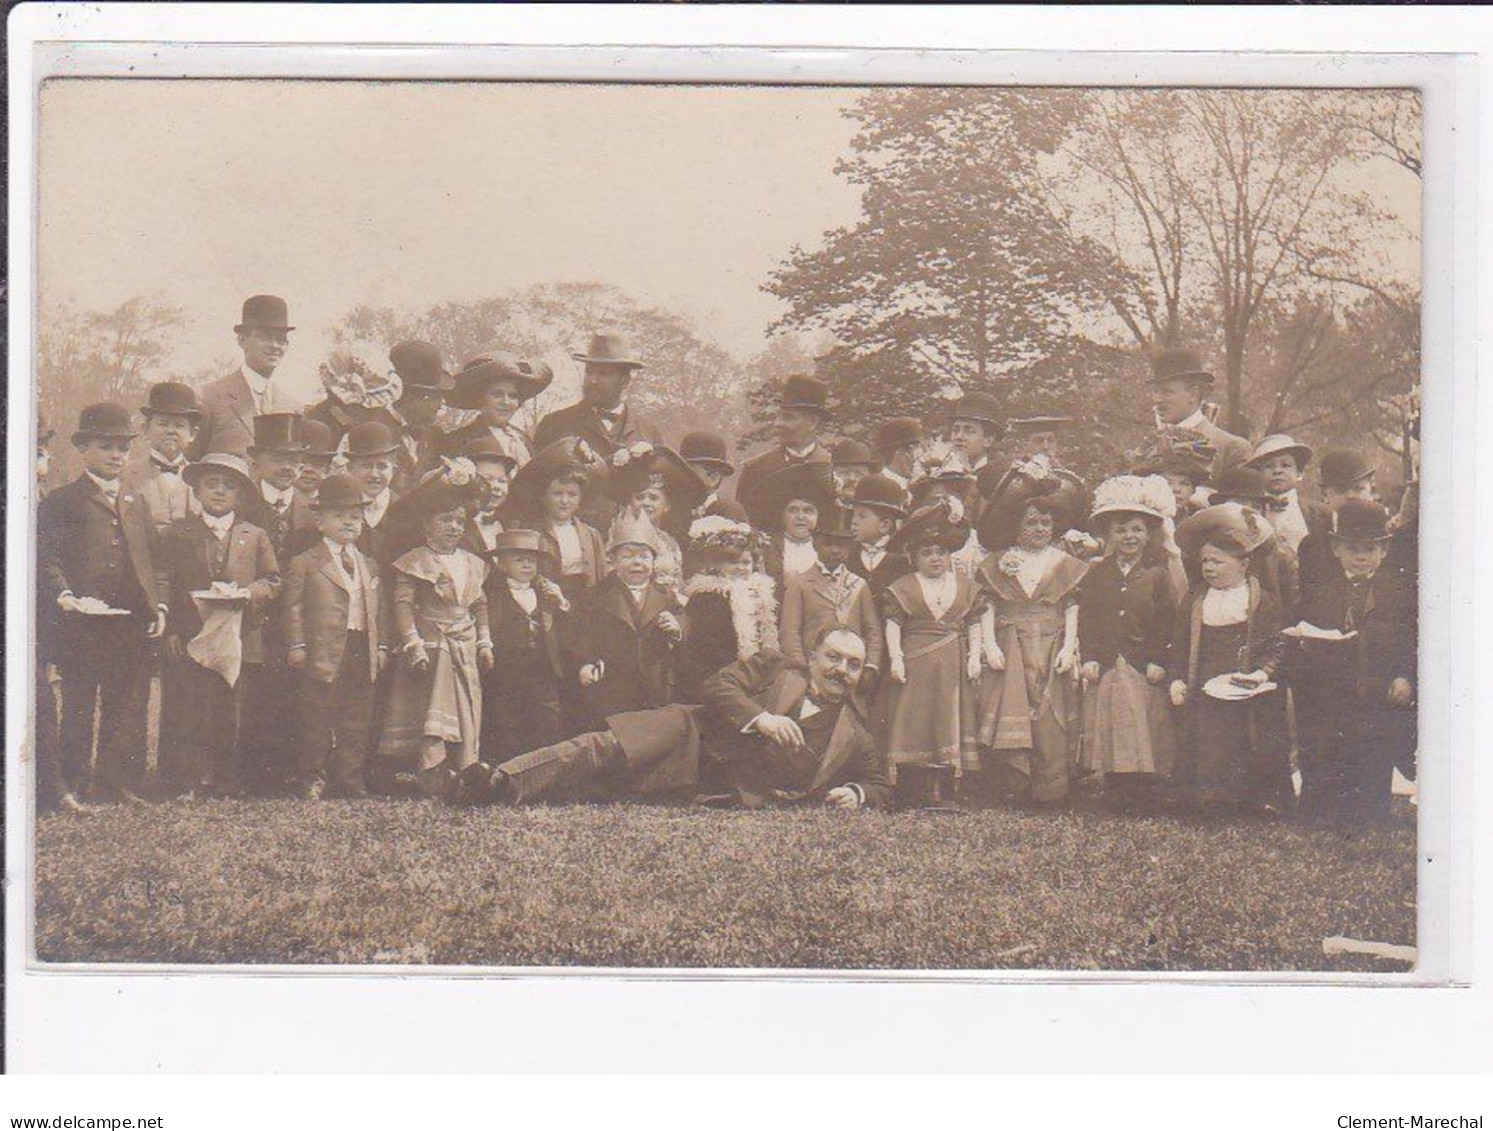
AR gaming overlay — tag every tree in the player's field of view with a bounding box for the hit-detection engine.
[764,87,1110,439]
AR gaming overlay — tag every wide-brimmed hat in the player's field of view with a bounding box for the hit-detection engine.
[311,473,366,511]
[182,452,256,498]
[298,417,338,460]
[889,499,970,556]
[1089,474,1175,524]
[873,416,923,454]
[390,340,453,393]
[780,374,831,415]
[490,527,559,566]
[948,391,1005,435]
[1330,498,1393,542]
[976,471,1070,552]
[343,420,400,459]
[757,461,837,527]
[1211,466,1273,504]
[1247,434,1314,472]
[248,413,306,455]
[460,434,520,474]
[389,462,484,525]
[910,465,977,506]
[688,510,761,557]
[572,332,644,370]
[446,353,552,409]
[606,512,665,556]
[680,431,736,476]
[71,402,137,445]
[1318,449,1375,490]
[1175,502,1275,559]
[850,474,909,519]
[830,438,874,468]
[1136,445,1213,484]
[140,381,202,421]
[605,444,709,512]
[234,294,293,333]
[1148,347,1214,388]
[509,438,591,508]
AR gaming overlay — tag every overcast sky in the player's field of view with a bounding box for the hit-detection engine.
[39,80,1419,405]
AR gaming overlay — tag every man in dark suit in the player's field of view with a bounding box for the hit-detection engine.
[189,295,295,460]
[464,627,890,810]
[734,374,833,527]
[38,403,167,804]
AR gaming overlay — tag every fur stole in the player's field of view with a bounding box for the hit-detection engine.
[683,572,780,660]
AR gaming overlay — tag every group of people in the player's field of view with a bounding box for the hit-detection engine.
[35,294,1418,825]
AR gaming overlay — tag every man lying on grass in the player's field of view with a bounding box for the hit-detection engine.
[458,627,890,809]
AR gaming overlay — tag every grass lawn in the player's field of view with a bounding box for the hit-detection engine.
[33,798,1416,972]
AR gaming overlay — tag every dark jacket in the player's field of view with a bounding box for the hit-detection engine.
[531,400,663,527]
[734,443,832,527]
[1075,556,1178,673]
[559,574,681,722]
[162,514,281,664]
[846,545,910,595]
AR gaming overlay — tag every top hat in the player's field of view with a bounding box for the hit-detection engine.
[1330,498,1393,542]
[680,431,736,476]
[461,434,520,473]
[815,503,858,542]
[606,512,665,556]
[1009,415,1075,432]
[873,416,923,453]
[343,420,400,459]
[757,461,837,528]
[1211,466,1272,503]
[490,527,559,565]
[446,353,552,409]
[1089,474,1175,524]
[894,762,962,813]
[780,374,831,415]
[510,438,591,508]
[311,473,367,511]
[249,413,307,454]
[572,332,644,370]
[1247,434,1314,472]
[182,451,257,498]
[72,402,138,445]
[390,340,453,393]
[140,381,203,420]
[1318,449,1375,490]
[947,391,1005,435]
[849,474,909,518]
[831,438,874,467]
[889,499,970,556]
[1148,347,1214,388]
[298,417,338,460]
[1175,502,1275,559]
[234,295,294,333]
[606,444,709,512]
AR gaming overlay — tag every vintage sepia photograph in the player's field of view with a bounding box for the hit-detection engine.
[26,75,1422,974]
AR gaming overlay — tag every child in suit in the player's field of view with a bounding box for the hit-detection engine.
[459,435,518,556]
[123,381,202,538]
[38,403,167,805]
[1290,499,1416,822]
[293,418,339,507]
[781,503,883,677]
[482,528,570,766]
[846,474,910,595]
[160,453,281,796]
[561,514,683,731]
[284,474,385,800]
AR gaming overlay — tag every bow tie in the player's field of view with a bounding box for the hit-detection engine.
[476,510,501,524]
[153,457,187,475]
[1346,573,1375,584]
[597,409,623,426]
[1261,498,1289,513]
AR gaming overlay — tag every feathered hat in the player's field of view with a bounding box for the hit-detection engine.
[319,347,403,410]
[1089,474,1176,524]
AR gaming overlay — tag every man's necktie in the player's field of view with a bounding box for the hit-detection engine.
[341,547,357,579]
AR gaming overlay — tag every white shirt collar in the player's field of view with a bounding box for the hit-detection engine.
[324,536,357,564]
[261,481,294,507]
[1201,581,1251,627]
[151,448,187,473]
[785,442,819,460]
[882,468,910,490]
[84,470,120,498]
[203,511,235,537]
[1176,408,1209,432]
[364,488,392,527]
[623,580,651,599]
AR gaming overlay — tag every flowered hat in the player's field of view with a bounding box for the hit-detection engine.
[389,456,484,523]
[319,347,402,410]
[1175,502,1276,560]
[688,512,763,558]
[1090,474,1176,524]
[605,442,709,511]
[888,498,969,556]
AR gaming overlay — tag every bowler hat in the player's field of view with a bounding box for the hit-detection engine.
[606,444,709,512]
[390,340,453,393]
[343,420,400,459]
[1148,347,1214,388]
[1175,502,1275,559]
[311,473,367,511]
[889,499,969,556]
[894,762,962,813]
[1211,466,1272,504]
[509,438,590,507]
[140,381,202,421]
[249,413,307,454]
[491,527,558,566]
[182,452,256,499]
[1330,498,1392,542]
[873,416,923,453]
[850,474,908,518]
[1008,415,1074,432]
[780,374,831,415]
[680,431,736,476]
[757,462,837,529]
[234,294,293,333]
[830,438,874,467]
[446,353,551,409]
[948,391,1005,435]
[1318,449,1375,490]
[1247,434,1314,472]
[460,434,519,473]
[298,417,338,460]
[571,332,644,370]
[71,402,138,445]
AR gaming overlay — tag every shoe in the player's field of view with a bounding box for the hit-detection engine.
[457,763,494,806]
[299,779,325,802]
[56,792,97,816]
